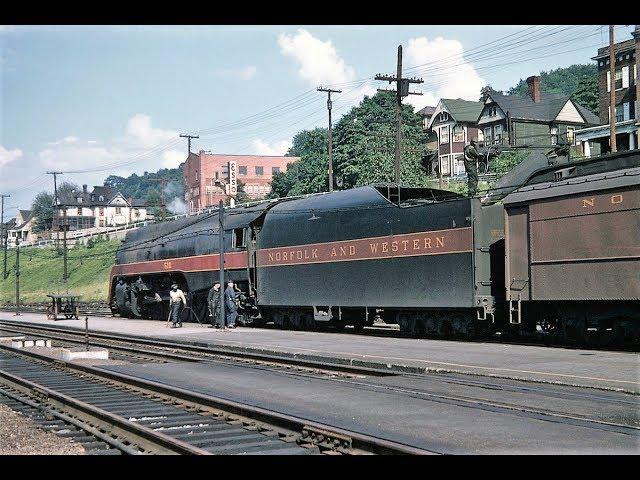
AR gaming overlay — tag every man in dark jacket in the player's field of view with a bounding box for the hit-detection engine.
[207,282,221,328]
[224,281,238,329]
[463,140,480,197]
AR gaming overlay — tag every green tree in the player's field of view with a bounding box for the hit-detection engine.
[507,64,597,100]
[333,91,431,189]
[30,191,55,233]
[571,75,599,116]
[269,128,329,198]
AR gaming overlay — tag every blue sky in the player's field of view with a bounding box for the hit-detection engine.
[0,25,634,214]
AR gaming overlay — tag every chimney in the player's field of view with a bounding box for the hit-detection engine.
[526,75,541,103]
[82,184,87,193]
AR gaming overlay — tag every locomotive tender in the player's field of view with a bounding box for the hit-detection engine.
[109,149,640,345]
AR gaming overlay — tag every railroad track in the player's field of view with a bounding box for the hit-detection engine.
[0,334,434,455]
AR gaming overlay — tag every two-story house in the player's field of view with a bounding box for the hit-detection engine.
[575,26,638,156]
[427,99,484,177]
[54,185,149,232]
[478,76,600,154]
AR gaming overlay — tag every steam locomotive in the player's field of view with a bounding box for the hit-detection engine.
[108,149,640,346]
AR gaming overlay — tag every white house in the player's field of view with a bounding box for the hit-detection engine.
[53,185,149,232]
[3,210,38,247]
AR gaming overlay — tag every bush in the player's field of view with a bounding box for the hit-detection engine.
[489,150,530,177]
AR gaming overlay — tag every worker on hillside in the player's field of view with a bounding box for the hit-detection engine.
[207,282,221,328]
[224,280,238,329]
[463,139,480,197]
[169,283,187,328]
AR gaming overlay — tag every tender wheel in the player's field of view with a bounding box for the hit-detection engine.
[46,306,55,320]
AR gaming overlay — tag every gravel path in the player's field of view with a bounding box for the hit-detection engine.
[0,404,85,455]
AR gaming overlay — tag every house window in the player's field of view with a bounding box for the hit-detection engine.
[566,126,576,145]
[99,208,104,216]
[494,125,503,144]
[133,208,139,217]
[440,155,450,176]
[439,126,449,144]
[272,166,280,174]
[255,166,264,176]
[483,127,492,144]
[99,195,104,201]
[441,112,449,121]
[115,207,122,214]
[489,106,497,116]
[215,172,219,180]
[550,127,559,145]
[239,166,247,175]
[77,197,83,203]
[452,126,464,142]
[614,69,623,90]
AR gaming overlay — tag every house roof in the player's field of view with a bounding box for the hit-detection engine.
[57,186,147,208]
[440,99,484,124]
[488,91,599,125]
[416,105,436,116]
[592,38,636,60]
[2,218,16,230]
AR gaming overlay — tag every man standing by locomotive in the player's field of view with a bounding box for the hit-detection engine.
[224,280,238,329]
[463,139,480,197]
[169,283,187,328]
[207,282,221,328]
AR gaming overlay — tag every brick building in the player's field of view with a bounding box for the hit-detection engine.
[576,26,639,156]
[183,151,299,212]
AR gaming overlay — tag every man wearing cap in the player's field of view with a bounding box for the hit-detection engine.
[169,283,187,328]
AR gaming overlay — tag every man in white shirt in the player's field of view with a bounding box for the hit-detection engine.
[169,283,187,328]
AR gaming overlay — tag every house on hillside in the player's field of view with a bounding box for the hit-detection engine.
[478,75,600,155]
[184,151,299,213]
[427,99,484,177]
[5,210,38,246]
[53,185,149,232]
[576,26,638,156]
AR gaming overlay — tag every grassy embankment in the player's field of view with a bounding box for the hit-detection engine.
[0,237,120,305]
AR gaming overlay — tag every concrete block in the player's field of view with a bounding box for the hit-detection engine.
[23,340,35,347]
[61,348,109,361]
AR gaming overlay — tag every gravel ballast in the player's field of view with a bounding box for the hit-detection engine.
[0,404,85,455]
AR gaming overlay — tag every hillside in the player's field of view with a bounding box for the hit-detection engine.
[0,238,120,305]
[104,165,186,215]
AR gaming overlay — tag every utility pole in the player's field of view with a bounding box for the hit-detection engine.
[609,25,618,153]
[150,178,167,221]
[317,86,342,192]
[47,171,63,251]
[15,236,20,316]
[218,200,226,330]
[1,194,9,279]
[375,45,424,186]
[180,134,200,157]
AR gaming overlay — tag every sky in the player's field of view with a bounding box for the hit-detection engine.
[0,24,635,216]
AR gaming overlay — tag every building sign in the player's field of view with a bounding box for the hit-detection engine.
[227,161,238,196]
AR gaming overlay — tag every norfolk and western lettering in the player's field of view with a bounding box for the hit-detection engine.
[257,227,473,267]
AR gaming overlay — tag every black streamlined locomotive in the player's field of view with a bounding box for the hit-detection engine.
[109,149,640,346]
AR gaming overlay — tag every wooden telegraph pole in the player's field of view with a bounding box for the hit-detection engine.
[609,25,618,153]
[218,200,226,330]
[15,236,20,316]
[375,45,424,191]
[317,86,342,192]
[1,193,9,279]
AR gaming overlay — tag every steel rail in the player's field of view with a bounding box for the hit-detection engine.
[0,344,437,455]
[0,367,212,455]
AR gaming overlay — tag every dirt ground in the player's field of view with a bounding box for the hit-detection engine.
[0,403,85,455]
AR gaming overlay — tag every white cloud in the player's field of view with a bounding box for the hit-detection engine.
[251,139,292,156]
[215,65,257,80]
[0,144,23,168]
[278,29,355,87]
[125,114,177,149]
[161,149,186,168]
[47,136,79,146]
[404,36,486,111]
